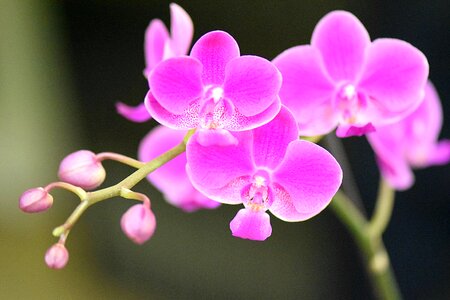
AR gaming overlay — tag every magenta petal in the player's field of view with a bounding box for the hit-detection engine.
[144,19,170,75]
[311,11,370,81]
[336,123,376,137]
[270,183,319,222]
[252,106,299,169]
[196,128,239,147]
[116,102,152,123]
[145,92,199,130]
[225,98,281,131]
[229,208,272,241]
[186,131,255,204]
[149,57,203,114]
[273,140,342,216]
[426,140,450,166]
[272,45,338,135]
[169,3,193,56]
[367,129,415,190]
[190,31,240,85]
[223,56,281,116]
[376,155,414,191]
[358,38,429,118]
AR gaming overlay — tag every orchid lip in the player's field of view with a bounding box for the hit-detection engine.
[241,169,273,212]
[333,82,368,125]
[199,86,234,129]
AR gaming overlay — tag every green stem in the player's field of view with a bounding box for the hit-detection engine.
[96,152,145,169]
[45,182,87,200]
[368,179,395,238]
[330,191,401,300]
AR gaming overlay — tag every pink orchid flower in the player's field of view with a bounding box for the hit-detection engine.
[145,30,282,146]
[116,3,193,123]
[367,81,450,190]
[273,10,429,138]
[139,125,220,212]
[186,107,342,241]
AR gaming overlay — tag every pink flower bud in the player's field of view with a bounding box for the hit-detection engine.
[121,204,156,244]
[19,187,53,213]
[58,150,106,190]
[45,243,69,269]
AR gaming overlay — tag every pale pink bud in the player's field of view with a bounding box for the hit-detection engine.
[19,187,53,213]
[45,243,69,269]
[121,204,156,244]
[58,150,106,190]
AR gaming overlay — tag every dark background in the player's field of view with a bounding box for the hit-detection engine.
[1,0,448,299]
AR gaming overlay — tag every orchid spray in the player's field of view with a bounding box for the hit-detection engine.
[19,4,448,299]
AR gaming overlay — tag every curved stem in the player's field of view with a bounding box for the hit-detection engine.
[330,191,401,300]
[96,152,144,169]
[44,182,87,200]
[368,179,396,237]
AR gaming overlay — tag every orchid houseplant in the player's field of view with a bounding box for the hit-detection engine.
[19,4,449,299]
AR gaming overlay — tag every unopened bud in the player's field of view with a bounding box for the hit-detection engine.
[121,204,156,244]
[58,150,106,190]
[45,243,69,269]
[19,187,53,213]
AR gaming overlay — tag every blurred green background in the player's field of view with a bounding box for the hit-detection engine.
[1,0,449,299]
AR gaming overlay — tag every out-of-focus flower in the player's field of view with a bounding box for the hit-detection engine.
[117,3,193,122]
[121,204,156,245]
[186,107,342,241]
[45,243,69,269]
[146,30,282,146]
[139,125,220,212]
[19,187,53,213]
[58,150,106,190]
[273,10,428,138]
[367,81,450,190]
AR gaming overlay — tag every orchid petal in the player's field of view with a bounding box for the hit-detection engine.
[190,31,240,85]
[272,46,338,135]
[336,123,375,138]
[145,92,199,129]
[144,19,170,75]
[376,154,414,191]
[186,131,255,204]
[169,3,194,56]
[116,102,152,123]
[196,128,239,147]
[311,11,370,81]
[358,38,429,120]
[225,98,281,131]
[229,208,272,241]
[251,106,298,169]
[223,56,281,116]
[270,183,320,222]
[149,57,203,114]
[367,129,415,190]
[425,140,450,166]
[273,140,342,216]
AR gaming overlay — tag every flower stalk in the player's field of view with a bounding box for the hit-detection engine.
[330,185,401,300]
[52,130,193,239]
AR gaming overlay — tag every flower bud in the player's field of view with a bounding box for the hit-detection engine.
[58,150,106,190]
[45,243,69,269]
[121,204,156,244]
[19,187,53,213]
